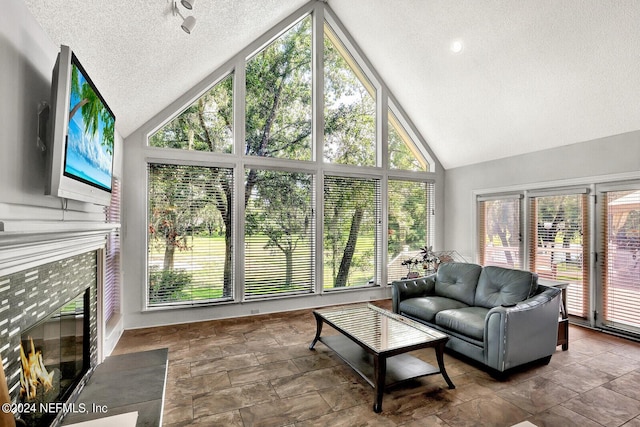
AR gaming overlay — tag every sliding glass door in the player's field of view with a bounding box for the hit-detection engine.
[528,191,590,319]
[598,186,640,334]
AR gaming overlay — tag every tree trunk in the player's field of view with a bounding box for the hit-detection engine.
[68,98,88,122]
[223,207,233,295]
[163,244,175,271]
[285,250,293,287]
[335,207,364,287]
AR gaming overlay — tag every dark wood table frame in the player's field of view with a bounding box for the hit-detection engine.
[539,279,569,351]
[309,305,455,413]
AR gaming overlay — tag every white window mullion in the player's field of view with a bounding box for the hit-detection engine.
[234,61,246,302]
[313,3,325,293]
[379,90,389,285]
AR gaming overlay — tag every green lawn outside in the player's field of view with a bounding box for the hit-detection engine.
[148,233,377,303]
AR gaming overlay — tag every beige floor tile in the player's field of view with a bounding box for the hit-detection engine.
[108,301,640,426]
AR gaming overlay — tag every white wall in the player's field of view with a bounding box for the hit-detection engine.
[1,0,124,356]
[444,131,640,261]
[0,0,123,224]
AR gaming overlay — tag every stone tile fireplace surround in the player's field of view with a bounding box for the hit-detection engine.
[0,224,115,426]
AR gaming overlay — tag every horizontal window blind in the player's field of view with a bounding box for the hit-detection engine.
[104,178,121,322]
[478,197,521,269]
[324,175,380,289]
[244,170,314,298]
[387,180,434,282]
[601,189,640,331]
[147,163,234,306]
[529,193,589,318]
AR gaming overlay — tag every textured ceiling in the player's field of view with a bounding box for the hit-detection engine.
[23,0,640,169]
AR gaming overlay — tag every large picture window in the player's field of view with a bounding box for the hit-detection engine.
[244,170,314,297]
[143,6,435,308]
[147,164,234,306]
[323,176,380,289]
[388,180,434,281]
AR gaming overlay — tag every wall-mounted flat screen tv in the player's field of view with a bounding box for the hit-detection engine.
[46,45,115,206]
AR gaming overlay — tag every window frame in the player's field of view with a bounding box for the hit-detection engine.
[526,188,591,319]
[141,2,439,310]
[595,181,640,336]
[477,193,524,269]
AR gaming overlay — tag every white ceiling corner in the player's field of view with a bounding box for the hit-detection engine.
[22,0,640,169]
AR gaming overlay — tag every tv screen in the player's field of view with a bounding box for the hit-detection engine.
[65,54,115,192]
[46,45,116,206]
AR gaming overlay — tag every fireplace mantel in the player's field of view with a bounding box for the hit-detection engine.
[0,221,119,277]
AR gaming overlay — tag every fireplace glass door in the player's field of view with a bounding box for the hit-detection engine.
[19,288,89,425]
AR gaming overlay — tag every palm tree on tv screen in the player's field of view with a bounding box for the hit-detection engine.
[69,64,114,155]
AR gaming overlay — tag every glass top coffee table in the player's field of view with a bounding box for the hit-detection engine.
[309,303,455,413]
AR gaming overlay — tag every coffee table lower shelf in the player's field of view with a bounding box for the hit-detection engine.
[318,334,445,403]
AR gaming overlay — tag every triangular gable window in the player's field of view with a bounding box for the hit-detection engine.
[388,109,429,172]
[323,22,376,167]
[149,74,233,153]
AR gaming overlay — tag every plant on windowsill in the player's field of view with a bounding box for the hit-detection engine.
[418,245,438,272]
[401,257,422,279]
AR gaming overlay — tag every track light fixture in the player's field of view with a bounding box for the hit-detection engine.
[173,1,196,34]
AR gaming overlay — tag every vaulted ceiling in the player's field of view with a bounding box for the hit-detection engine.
[23,0,640,169]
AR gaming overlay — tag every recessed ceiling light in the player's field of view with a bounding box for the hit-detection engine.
[450,40,464,54]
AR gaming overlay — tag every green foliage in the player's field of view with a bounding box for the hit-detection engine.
[148,164,233,275]
[388,114,426,172]
[148,267,192,304]
[324,176,378,287]
[387,180,428,257]
[145,16,433,301]
[323,28,376,166]
[245,16,312,160]
[245,170,313,287]
[149,75,233,152]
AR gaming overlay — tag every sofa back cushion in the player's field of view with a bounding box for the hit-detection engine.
[474,266,538,308]
[434,262,483,306]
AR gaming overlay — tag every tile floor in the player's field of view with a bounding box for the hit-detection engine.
[111,301,640,426]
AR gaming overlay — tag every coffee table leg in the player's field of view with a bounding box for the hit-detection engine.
[373,355,386,413]
[309,312,323,350]
[435,342,455,389]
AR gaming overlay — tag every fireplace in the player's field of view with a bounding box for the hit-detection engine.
[0,249,100,427]
[18,289,90,426]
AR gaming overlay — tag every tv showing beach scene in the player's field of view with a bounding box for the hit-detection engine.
[64,58,115,192]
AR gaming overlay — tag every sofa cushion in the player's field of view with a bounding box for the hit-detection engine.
[434,262,483,306]
[474,266,538,309]
[435,307,490,341]
[399,297,469,323]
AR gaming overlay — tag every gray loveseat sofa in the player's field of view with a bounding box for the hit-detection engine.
[391,262,561,374]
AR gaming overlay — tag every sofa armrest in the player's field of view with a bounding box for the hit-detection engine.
[484,285,561,372]
[391,275,436,313]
